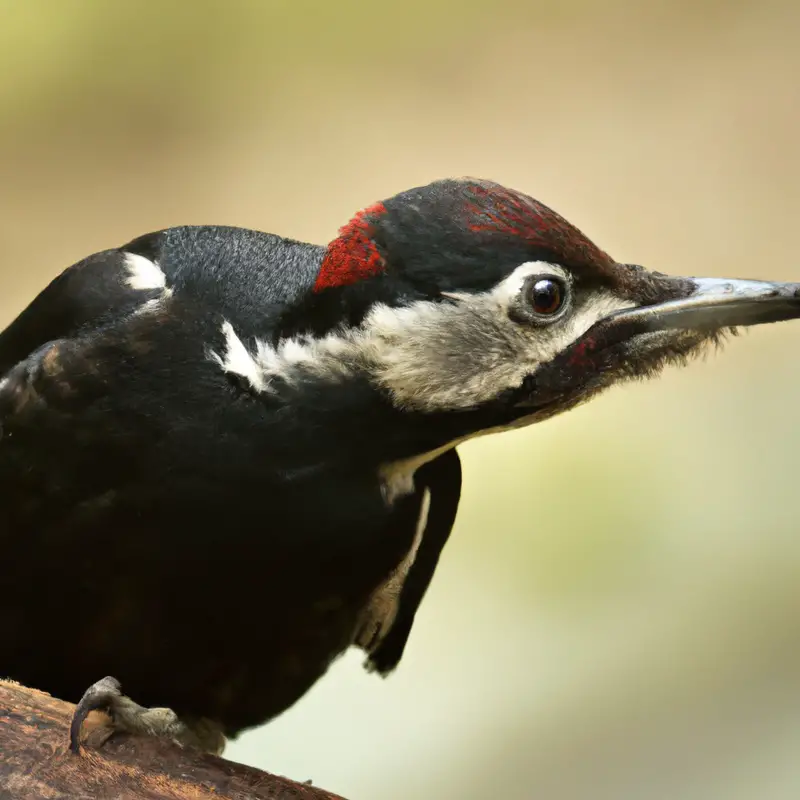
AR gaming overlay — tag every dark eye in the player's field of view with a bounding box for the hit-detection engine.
[528,277,566,316]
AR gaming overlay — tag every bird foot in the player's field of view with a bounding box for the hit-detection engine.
[69,675,225,756]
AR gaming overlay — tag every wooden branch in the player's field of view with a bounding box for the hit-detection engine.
[0,679,346,800]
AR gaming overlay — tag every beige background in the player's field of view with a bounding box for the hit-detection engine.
[2,2,800,798]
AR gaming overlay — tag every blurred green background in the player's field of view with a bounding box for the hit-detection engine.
[2,2,800,798]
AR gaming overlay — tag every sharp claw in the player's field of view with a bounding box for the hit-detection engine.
[67,676,226,755]
[68,675,122,754]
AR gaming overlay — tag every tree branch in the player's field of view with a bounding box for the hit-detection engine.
[0,679,346,799]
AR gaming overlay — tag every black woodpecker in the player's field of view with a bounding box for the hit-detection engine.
[0,178,798,755]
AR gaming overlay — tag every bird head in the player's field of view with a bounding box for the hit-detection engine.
[263,178,800,458]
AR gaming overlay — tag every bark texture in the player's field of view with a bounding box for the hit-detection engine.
[0,679,346,800]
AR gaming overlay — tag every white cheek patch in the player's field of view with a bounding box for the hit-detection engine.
[123,253,168,292]
[206,262,636,413]
[361,262,636,411]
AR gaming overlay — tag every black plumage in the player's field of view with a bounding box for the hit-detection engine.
[0,224,461,737]
[2,177,799,753]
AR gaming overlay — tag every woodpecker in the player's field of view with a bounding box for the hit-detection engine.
[1,178,799,757]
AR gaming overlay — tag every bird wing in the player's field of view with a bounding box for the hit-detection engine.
[0,225,319,536]
[0,226,323,374]
[0,232,432,716]
[364,448,462,675]
[0,227,325,610]
[0,247,162,375]
[0,291,188,541]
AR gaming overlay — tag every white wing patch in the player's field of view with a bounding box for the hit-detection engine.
[124,253,167,291]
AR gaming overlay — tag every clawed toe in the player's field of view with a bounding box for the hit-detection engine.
[69,675,122,753]
[68,675,226,756]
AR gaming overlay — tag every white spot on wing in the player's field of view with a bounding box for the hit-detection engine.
[124,252,167,291]
[211,321,267,392]
[132,295,172,316]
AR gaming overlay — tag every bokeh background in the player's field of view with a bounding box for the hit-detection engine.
[3,2,800,798]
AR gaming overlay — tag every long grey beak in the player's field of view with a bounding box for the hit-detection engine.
[516,275,800,412]
[608,277,800,334]
[519,274,800,412]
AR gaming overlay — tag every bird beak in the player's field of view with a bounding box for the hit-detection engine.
[603,276,800,339]
[520,273,800,413]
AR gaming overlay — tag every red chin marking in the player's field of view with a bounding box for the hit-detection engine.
[568,336,597,366]
[313,202,388,292]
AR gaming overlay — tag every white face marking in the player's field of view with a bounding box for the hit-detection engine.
[123,252,167,291]
[355,487,432,655]
[362,262,634,412]
[210,321,267,392]
[209,261,634,409]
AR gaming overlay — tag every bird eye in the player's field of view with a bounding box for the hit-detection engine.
[527,277,566,316]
